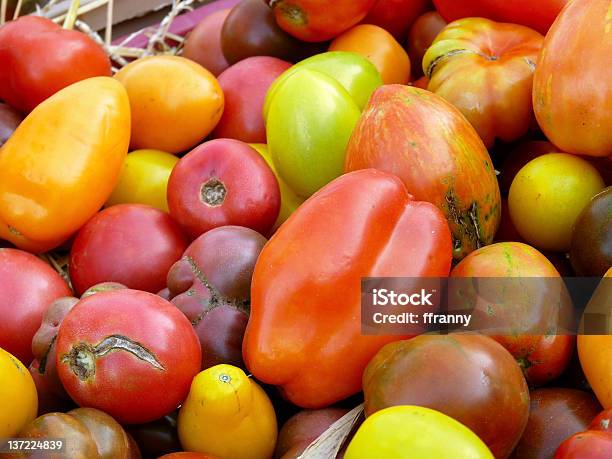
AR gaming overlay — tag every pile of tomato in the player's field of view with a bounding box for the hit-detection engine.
[0,0,610,458]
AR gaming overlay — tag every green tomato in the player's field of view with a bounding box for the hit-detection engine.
[508,153,604,252]
[345,406,494,459]
[263,51,382,120]
[249,143,305,230]
[266,69,361,198]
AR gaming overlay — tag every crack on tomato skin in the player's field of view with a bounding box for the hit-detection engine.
[61,335,165,381]
[38,334,57,374]
[425,49,478,79]
[445,188,486,258]
[184,256,250,328]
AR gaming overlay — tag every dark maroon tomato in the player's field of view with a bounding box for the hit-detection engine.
[363,334,530,459]
[167,226,267,369]
[18,408,140,458]
[511,388,603,459]
[127,413,181,459]
[590,408,612,433]
[212,56,292,143]
[69,204,189,295]
[554,431,612,459]
[29,359,76,415]
[31,296,79,399]
[570,187,612,277]
[0,248,72,365]
[182,9,231,77]
[275,408,350,459]
[167,139,281,238]
[407,10,447,78]
[0,102,22,146]
[221,0,322,64]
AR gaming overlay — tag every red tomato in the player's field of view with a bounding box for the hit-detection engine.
[69,204,188,296]
[590,409,612,433]
[432,0,568,35]
[168,139,281,238]
[407,11,446,78]
[554,431,612,459]
[268,0,377,42]
[182,9,231,77]
[212,56,291,143]
[0,248,71,364]
[362,0,431,41]
[56,289,201,424]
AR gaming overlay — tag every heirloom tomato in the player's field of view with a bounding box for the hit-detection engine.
[533,0,611,157]
[329,24,411,85]
[106,149,179,212]
[509,153,605,252]
[423,18,543,147]
[345,406,494,459]
[407,11,447,78]
[345,85,500,260]
[590,408,612,432]
[554,431,612,459]
[362,0,431,41]
[243,170,452,408]
[268,0,377,42]
[69,204,188,295]
[56,290,201,424]
[0,77,130,253]
[128,413,181,458]
[432,0,567,35]
[183,9,231,76]
[178,364,277,459]
[115,56,223,154]
[0,347,38,438]
[0,248,71,364]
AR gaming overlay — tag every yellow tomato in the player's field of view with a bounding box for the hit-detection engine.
[177,364,277,459]
[106,149,179,212]
[0,347,38,437]
[345,406,494,459]
[509,153,604,251]
[577,267,612,408]
[249,144,305,230]
[115,56,224,154]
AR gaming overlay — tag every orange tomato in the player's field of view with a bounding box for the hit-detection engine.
[115,56,224,154]
[0,77,130,253]
[329,24,411,85]
[577,267,612,409]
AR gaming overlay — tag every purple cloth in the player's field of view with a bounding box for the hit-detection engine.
[113,0,241,47]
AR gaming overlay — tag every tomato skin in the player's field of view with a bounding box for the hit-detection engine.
[182,9,231,77]
[115,56,224,154]
[432,0,567,35]
[329,24,411,85]
[243,169,453,409]
[345,85,500,260]
[407,11,446,78]
[363,335,529,458]
[498,141,557,197]
[168,139,281,238]
[212,56,292,143]
[0,16,112,113]
[56,289,201,424]
[554,431,612,459]
[69,204,189,296]
[423,18,543,147]
[0,347,38,438]
[578,335,612,410]
[106,150,179,213]
[513,388,603,459]
[0,249,71,365]
[508,153,605,252]
[0,102,22,146]
[127,413,181,459]
[533,0,612,157]
[268,0,377,42]
[0,77,130,253]
[362,0,431,41]
[450,242,575,387]
[346,406,494,459]
[160,454,220,459]
[590,409,612,433]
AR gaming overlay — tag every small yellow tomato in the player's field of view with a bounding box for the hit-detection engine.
[249,144,305,230]
[106,149,179,212]
[0,347,38,437]
[115,55,224,154]
[509,153,604,251]
[178,364,277,459]
[345,406,494,459]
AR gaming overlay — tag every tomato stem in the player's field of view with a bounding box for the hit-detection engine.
[63,0,81,30]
